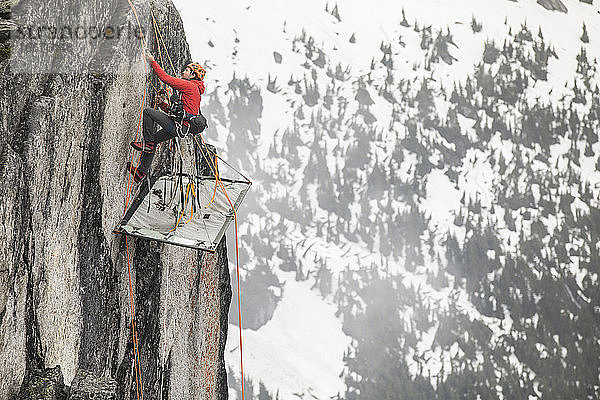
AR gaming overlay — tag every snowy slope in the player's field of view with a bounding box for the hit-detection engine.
[175,0,600,101]
[170,0,600,398]
[226,274,350,399]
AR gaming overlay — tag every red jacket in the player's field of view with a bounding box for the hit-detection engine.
[150,60,205,115]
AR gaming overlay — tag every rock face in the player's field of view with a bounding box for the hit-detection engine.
[17,366,67,400]
[0,0,231,399]
[69,370,117,400]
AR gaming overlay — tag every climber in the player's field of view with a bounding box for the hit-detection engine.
[127,50,207,182]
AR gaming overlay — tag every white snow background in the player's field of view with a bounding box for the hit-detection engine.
[170,0,600,398]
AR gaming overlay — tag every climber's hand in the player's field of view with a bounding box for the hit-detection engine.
[145,50,155,63]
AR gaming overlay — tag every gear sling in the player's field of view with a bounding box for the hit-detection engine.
[166,91,207,138]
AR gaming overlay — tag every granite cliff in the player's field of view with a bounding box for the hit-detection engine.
[0,0,231,398]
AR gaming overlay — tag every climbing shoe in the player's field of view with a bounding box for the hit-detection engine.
[130,140,155,153]
[126,162,146,183]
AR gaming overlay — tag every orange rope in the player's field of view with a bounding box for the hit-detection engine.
[185,181,196,224]
[123,1,150,398]
[125,7,250,399]
[205,178,218,208]
[209,154,219,203]
[192,135,246,399]
[125,236,144,399]
[149,9,175,106]
[168,180,193,232]
[124,93,145,211]
[204,153,219,209]
[150,14,167,74]
[124,0,151,211]
[151,7,177,75]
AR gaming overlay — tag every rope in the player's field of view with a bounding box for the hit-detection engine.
[202,151,219,209]
[191,135,247,400]
[123,5,250,398]
[185,180,196,224]
[150,7,175,102]
[151,7,177,76]
[215,154,252,183]
[124,93,145,211]
[123,1,149,398]
[168,180,194,233]
[125,236,144,399]
[150,12,167,74]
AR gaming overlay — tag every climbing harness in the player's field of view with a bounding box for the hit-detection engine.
[163,91,208,139]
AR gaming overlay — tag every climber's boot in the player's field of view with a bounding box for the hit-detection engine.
[126,162,146,183]
[130,141,155,153]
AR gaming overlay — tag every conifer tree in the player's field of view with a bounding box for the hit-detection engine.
[581,22,589,43]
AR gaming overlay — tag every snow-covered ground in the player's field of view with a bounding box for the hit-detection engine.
[171,0,600,397]
[226,273,350,399]
[175,0,600,103]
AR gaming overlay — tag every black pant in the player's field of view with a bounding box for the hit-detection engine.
[138,108,178,175]
[142,108,177,143]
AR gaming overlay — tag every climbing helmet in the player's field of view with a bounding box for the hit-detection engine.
[186,63,205,80]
